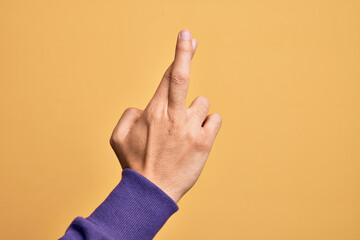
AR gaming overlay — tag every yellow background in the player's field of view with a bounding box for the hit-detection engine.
[1,0,359,239]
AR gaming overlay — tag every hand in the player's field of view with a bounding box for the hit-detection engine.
[109,29,222,203]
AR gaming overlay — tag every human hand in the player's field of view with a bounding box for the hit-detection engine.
[110,29,222,203]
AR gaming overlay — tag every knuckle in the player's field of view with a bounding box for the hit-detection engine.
[177,43,192,54]
[194,137,209,152]
[171,72,189,84]
[145,109,164,124]
[109,133,121,147]
[187,130,198,142]
[186,131,209,152]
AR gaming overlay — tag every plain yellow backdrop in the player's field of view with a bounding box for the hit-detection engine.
[1,0,360,239]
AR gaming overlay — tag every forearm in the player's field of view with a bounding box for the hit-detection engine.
[60,168,179,240]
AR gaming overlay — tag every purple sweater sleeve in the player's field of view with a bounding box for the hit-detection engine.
[59,168,179,240]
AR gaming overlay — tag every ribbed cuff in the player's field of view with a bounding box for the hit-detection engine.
[87,168,179,240]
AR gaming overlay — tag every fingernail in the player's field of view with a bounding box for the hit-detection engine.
[192,39,197,51]
[179,29,192,40]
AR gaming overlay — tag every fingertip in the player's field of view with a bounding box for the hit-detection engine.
[178,29,192,40]
[211,113,223,130]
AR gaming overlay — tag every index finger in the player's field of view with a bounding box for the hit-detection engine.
[168,29,195,112]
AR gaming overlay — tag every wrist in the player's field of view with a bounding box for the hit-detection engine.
[137,169,183,203]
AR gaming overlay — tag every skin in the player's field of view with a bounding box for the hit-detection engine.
[109,29,222,203]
